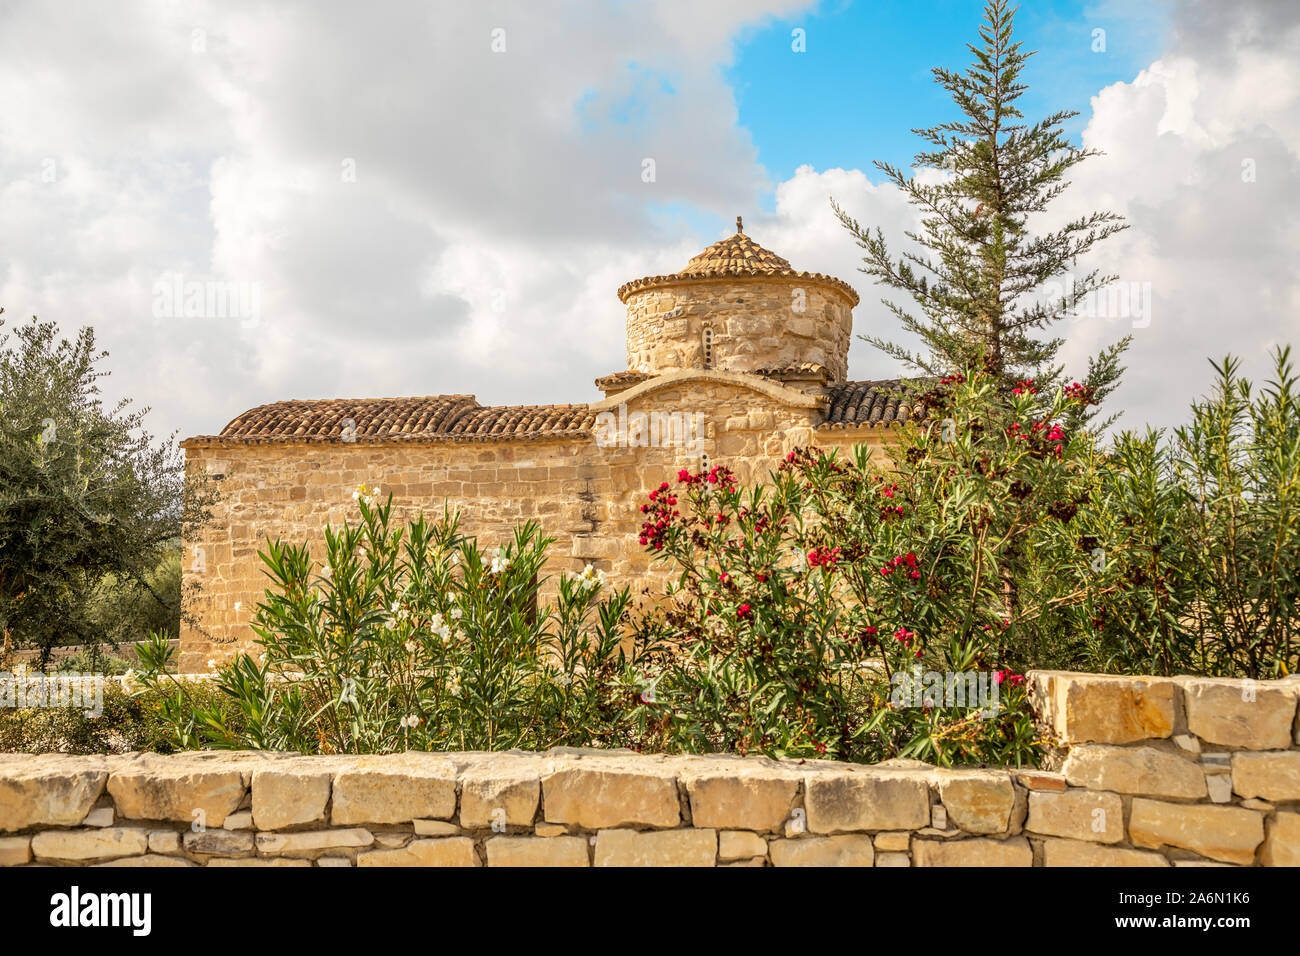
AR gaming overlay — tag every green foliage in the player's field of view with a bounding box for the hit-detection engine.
[0,675,239,755]
[628,436,1045,766]
[1069,349,1300,677]
[625,351,1298,763]
[0,312,216,664]
[832,0,1128,394]
[133,498,648,754]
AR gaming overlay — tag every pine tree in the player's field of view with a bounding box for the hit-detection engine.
[834,0,1129,409]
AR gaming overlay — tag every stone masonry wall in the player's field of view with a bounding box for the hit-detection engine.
[180,379,886,671]
[624,278,855,382]
[2,671,1297,867]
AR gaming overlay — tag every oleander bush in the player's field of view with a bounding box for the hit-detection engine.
[134,501,649,754]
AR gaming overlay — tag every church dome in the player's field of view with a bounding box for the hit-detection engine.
[617,218,858,382]
[679,227,794,275]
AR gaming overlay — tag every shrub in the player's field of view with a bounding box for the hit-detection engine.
[1071,349,1300,677]
[626,449,1041,766]
[134,498,647,754]
[0,677,239,755]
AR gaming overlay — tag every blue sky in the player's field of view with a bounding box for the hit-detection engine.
[729,0,1171,204]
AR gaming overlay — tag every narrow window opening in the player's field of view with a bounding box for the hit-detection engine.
[702,327,714,369]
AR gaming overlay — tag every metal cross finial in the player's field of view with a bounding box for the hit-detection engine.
[736,215,743,233]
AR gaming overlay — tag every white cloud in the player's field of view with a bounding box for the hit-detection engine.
[0,0,811,438]
[0,0,1296,445]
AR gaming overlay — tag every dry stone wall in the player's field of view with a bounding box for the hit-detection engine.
[2,671,1297,867]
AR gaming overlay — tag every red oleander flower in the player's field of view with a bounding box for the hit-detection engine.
[737,603,752,618]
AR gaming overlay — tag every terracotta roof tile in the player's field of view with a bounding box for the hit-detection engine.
[183,395,595,446]
[219,396,479,441]
[617,223,859,306]
[820,380,916,428]
[679,230,794,276]
[445,404,595,440]
[594,370,651,391]
[755,362,830,382]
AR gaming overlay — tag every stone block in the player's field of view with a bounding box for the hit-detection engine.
[1026,790,1124,843]
[1062,745,1206,799]
[1041,838,1168,867]
[1129,798,1263,865]
[460,759,540,829]
[1030,671,1176,744]
[331,757,457,825]
[682,765,799,831]
[1260,811,1300,867]
[804,771,930,833]
[251,766,332,831]
[107,764,244,826]
[913,837,1032,867]
[486,836,590,867]
[542,761,680,830]
[1182,678,1297,750]
[0,757,110,831]
[1231,751,1300,801]
[769,835,874,867]
[255,828,374,854]
[31,827,149,862]
[594,828,716,867]
[357,837,479,867]
[183,829,255,856]
[935,771,1015,834]
[718,830,768,861]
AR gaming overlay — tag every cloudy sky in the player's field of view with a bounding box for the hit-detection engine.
[0,0,1296,442]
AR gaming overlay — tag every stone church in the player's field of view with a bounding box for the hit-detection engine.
[179,220,910,671]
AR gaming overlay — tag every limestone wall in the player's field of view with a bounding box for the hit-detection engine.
[2,671,1297,867]
[623,278,855,382]
[181,379,884,671]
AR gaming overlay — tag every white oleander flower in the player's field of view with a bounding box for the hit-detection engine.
[403,640,417,654]
[399,714,421,729]
[576,564,608,592]
[450,606,463,620]
[490,548,512,575]
[206,659,217,671]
